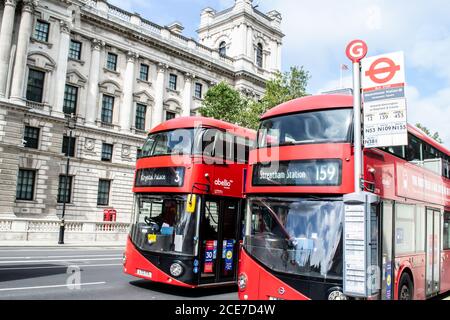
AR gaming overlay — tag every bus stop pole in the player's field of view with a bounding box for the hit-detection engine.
[352,61,363,192]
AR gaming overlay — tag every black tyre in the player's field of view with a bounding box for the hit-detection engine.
[398,273,413,300]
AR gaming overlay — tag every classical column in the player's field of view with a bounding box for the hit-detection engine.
[151,63,167,127]
[52,21,71,117]
[120,51,138,132]
[277,42,282,71]
[182,73,193,117]
[10,0,37,103]
[0,0,17,98]
[246,25,253,60]
[84,39,104,125]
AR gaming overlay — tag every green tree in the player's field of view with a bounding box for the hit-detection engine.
[199,81,245,124]
[416,123,443,144]
[200,66,310,130]
[262,66,310,109]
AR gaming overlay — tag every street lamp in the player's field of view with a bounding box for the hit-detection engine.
[58,113,76,245]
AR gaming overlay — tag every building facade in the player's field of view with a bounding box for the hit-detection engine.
[0,0,283,224]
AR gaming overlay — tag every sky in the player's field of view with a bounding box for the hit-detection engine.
[108,0,450,147]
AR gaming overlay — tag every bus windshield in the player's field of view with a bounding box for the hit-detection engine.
[245,197,344,280]
[258,108,353,148]
[141,129,195,157]
[131,194,197,256]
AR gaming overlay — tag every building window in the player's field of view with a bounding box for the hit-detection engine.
[106,52,118,71]
[135,103,147,130]
[62,136,76,157]
[194,83,203,99]
[16,169,35,201]
[166,111,176,121]
[23,126,40,149]
[34,20,50,42]
[101,143,113,162]
[26,69,45,103]
[57,175,73,203]
[219,41,226,57]
[97,179,111,206]
[139,64,149,81]
[169,74,177,91]
[68,40,82,60]
[63,85,78,115]
[101,95,114,124]
[256,43,263,68]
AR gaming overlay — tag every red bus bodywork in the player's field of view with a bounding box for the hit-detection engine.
[238,95,450,300]
[124,116,255,288]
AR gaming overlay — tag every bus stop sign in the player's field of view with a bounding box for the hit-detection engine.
[346,40,368,63]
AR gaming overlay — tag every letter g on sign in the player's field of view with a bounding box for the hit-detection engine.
[346,40,368,63]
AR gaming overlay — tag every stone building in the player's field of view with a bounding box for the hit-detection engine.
[0,0,283,224]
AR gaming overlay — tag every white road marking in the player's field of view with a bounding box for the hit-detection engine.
[0,257,121,264]
[0,282,106,292]
[0,263,122,271]
[0,254,121,260]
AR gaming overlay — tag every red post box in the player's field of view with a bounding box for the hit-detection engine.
[103,209,111,222]
[110,209,117,222]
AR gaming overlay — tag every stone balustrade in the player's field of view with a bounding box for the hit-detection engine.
[0,218,130,244]
[80,0,234,66]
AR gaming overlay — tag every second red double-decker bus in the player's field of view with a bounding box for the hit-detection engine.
[123,116,255,288]
[238,94,450,300]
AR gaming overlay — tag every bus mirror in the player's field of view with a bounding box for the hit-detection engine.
[186,194,197,213]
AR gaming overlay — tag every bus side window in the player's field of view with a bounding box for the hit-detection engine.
[406,134,423,163]
[444,212,450,250]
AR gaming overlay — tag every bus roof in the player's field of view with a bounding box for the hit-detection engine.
[261,94,353,120]
[261,94,449,156]
[149,116,256,139]
[408,124,450,156]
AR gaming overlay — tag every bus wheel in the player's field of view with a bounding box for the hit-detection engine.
[398,273,413,300]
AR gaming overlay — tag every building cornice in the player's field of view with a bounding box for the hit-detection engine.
[78,10,239,81]
[197,10,285,39]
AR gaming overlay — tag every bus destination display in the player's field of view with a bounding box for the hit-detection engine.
[135,167,185,187]
[252,159,342,186]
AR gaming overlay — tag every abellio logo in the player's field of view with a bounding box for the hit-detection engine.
[214,178,233,189]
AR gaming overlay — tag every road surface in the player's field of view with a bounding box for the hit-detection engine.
[0,246,238,300]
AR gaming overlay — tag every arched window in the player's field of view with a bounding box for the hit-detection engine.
[256,43,263,68]
[218,41,226,57]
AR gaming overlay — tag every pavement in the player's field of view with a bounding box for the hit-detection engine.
[0,246,238,300]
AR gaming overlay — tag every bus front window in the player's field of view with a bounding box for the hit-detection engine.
[141,129,195,158]
[258,108,353,148]
[244,197,344,280]
[131,194,197,256]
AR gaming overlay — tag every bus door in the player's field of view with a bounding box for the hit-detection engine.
[199,198,240,284]
[426,207,441,297]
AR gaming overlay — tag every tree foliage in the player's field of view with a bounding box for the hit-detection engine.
[415,123,443,144]
[199,81,245,124]
[199,66,310,130]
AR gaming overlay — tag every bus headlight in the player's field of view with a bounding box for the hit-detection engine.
[328,290,347,300]
[122,253,127,265]
[170,262,184,277]
[238,273,247,291]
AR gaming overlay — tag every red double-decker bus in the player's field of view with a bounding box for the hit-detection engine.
[123,116,255,288]
[238,94,450,300]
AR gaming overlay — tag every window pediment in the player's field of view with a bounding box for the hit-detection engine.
[133,90,154,105]
[99,80,122,97]
[27,51,56,72]
[66,69,87,87]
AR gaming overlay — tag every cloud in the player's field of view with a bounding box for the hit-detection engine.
[265,0,450,146]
